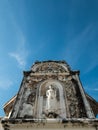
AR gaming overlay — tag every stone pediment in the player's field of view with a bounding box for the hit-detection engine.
[1,60,98,130]
[1,61,97,120]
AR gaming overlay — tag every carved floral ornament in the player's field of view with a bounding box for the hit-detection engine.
[31,62,70,73]
[26,74,72,83]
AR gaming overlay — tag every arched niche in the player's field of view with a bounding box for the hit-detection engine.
[37,80,66,119]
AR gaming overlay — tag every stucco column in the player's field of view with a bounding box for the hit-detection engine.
[75,73,95,119]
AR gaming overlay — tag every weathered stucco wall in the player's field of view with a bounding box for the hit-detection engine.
[10,61,95,119]
[10,127,96,130]
[0,123,3,130]
[1,61,98,130]
[7,123,97,130]
[1,118,98,130]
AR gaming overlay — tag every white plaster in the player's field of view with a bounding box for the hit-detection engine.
[38,80,66,118]
[7,122,97,130]
[20,103,33,117]
[46,85,57,112]
[0,123,4,130]
[37,97,43,118]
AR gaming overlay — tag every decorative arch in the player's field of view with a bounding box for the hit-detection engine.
[37,80,66,119]
[32,62,69,73]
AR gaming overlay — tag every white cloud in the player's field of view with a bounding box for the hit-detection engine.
[0,79,13,90]
[9,52,26,67]
[84,82,98,92]
[6,8,29,69]
[85,87,98,92]
[84,54,98,73]
[85,63,97,74]
[9,30,28,68]
[93,88,98,91]
[62,24,95,68]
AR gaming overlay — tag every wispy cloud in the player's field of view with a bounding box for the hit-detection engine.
[9,52,26,67]
[0,78,13,90]
[85,87,98,92]
[63,23,96,71]
[62,24,94,67]
[84,81,98,92]
[9,38,28,68]
[93,88,98,91]
[84,52,98,73]
[8,22,29,68]
[84,84,98,101]
[6,6,29,69]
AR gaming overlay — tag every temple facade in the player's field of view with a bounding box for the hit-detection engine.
[1,60,98,130]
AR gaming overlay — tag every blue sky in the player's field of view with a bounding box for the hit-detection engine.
[0,0,98,116]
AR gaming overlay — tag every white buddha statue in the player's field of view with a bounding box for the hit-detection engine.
[46,85,57,112]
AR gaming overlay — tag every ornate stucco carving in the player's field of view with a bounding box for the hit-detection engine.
[9,60,95,119]
[64,80,87,118]
[26,72,72,83]
[31,62,70,73]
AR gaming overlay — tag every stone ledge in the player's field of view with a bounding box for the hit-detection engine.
[1,118,98,126]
